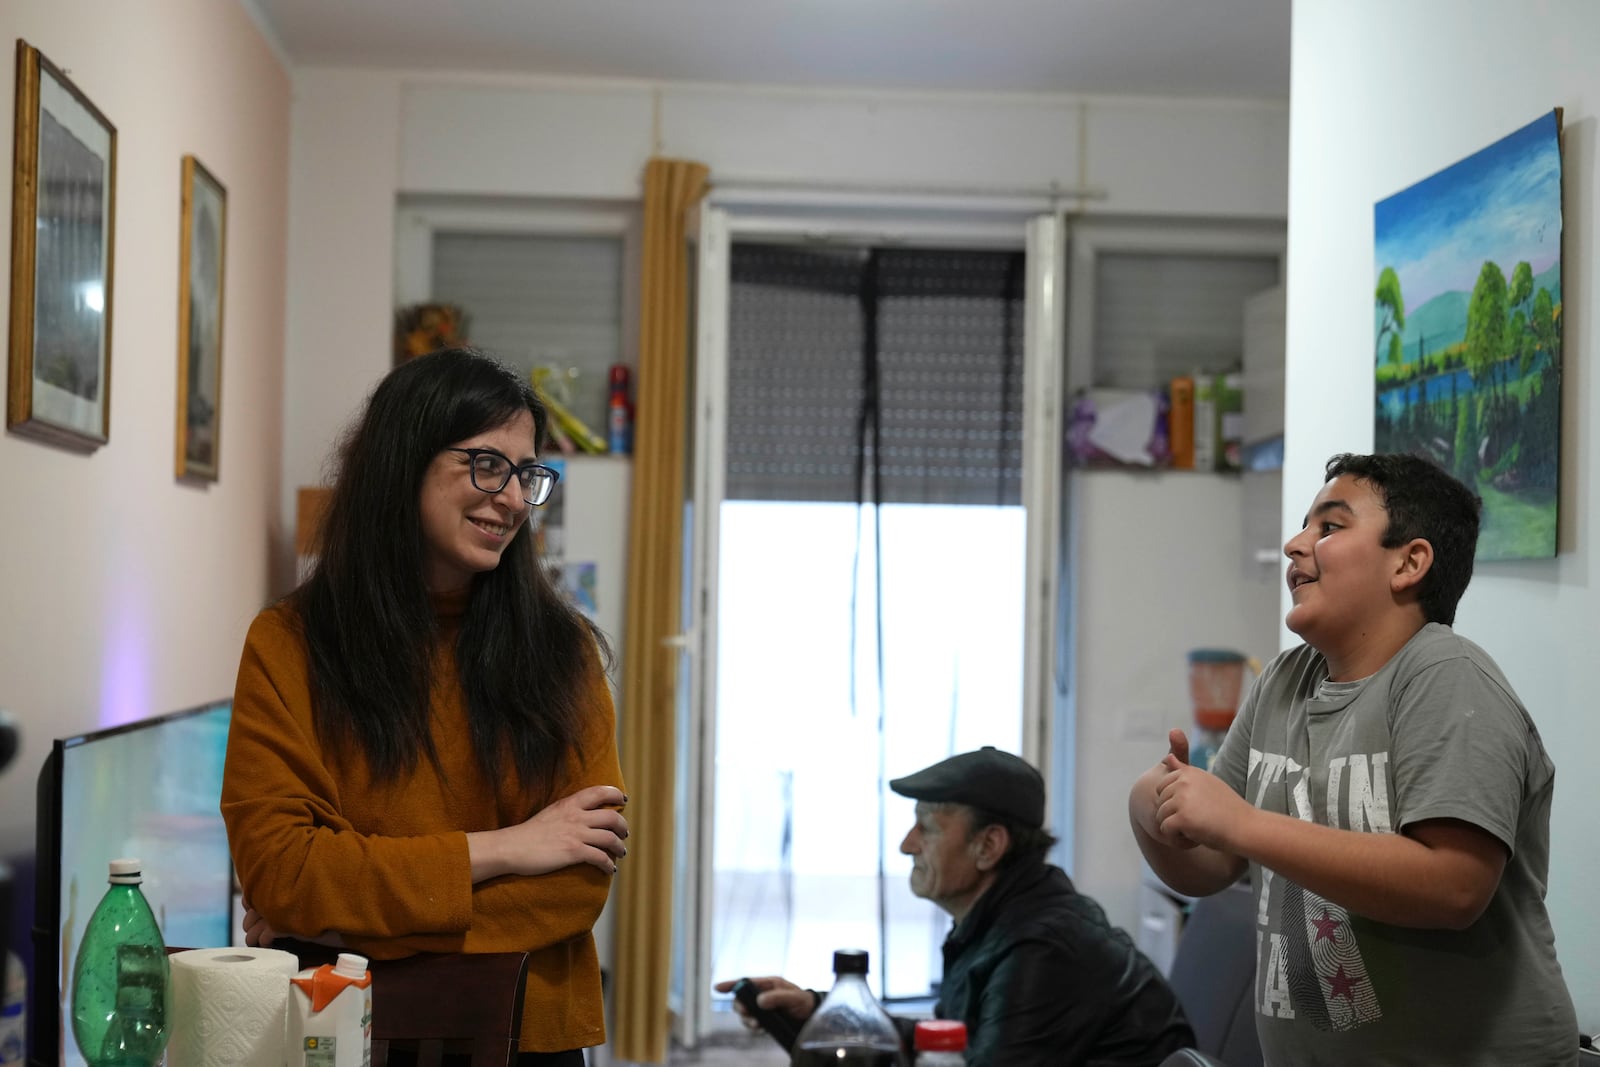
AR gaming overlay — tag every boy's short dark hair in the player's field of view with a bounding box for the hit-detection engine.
[1324,452,1483,625]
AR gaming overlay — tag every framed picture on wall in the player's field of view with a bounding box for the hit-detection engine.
[175,155,227,481]
[1373,109,1564,560]
[6,39,117,452]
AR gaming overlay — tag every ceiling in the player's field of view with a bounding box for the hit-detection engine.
[246,0,1291,100]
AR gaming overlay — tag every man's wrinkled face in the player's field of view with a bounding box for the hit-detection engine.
[899,802,987,915]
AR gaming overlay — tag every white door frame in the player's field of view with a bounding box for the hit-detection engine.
[674,197,1066,1047]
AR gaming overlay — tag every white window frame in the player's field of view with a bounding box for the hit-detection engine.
[675,195,1065,1049]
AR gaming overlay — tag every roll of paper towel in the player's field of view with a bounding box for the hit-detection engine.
[168,946,300,1067]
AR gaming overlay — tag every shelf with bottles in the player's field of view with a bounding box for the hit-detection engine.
[532,363,635,460]
[1065,370,1248,473]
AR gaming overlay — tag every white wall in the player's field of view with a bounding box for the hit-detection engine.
[279,71,1289,548]
[277,68,1290,972]
[1287,0,1600,1025]
[0,0,289,847]
[279,69,402,546]
[1069,474,1281,931]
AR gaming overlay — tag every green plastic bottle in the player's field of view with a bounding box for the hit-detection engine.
[70,859,170,1067]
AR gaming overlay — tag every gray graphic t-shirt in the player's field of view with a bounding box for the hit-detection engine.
[1211,624,1576,1066]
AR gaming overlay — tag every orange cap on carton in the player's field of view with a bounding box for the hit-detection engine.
[291,958,372,1013]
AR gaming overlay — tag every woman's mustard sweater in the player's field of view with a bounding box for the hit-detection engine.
[221,595,623,1053]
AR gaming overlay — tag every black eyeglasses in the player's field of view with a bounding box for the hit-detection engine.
[446,448,560,506]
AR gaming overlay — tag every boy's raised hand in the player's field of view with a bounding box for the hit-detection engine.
[1151,728,1200,849]
[1164,727,1190,767]
[1156,751,1249,852]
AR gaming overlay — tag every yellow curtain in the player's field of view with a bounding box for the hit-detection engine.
[612,157,709,1064]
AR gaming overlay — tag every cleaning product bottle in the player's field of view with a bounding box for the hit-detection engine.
[70,859,170,1067]
[288,952,372,1067]
[0,949,24,1065]
[607,363,633,455]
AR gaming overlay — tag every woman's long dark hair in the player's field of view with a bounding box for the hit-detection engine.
[293,347,609,789]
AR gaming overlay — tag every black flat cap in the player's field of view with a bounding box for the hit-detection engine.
[889,746,1045,829]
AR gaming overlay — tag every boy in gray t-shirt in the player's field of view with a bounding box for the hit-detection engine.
[1129,453,1577,1065]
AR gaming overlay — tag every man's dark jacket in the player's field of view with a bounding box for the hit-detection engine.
[901,857,1194,1066]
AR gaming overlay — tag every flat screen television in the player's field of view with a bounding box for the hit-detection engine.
[30,700,233,1067]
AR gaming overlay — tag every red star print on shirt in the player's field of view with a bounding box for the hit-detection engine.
[1311,908,1343,942]
[1327,964,1358,1001]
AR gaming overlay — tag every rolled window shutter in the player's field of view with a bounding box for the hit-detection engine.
[727,244,1024,506]
[432,233,624,426]
[1093,252,1280,388]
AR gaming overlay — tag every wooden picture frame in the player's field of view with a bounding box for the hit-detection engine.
[175,155,226,480]
[6,39,117,451]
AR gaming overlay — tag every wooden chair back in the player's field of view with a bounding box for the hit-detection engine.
[169,942,531,1067]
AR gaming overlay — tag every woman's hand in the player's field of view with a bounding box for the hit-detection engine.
[241,899,278,948]
[240,900,344,949]
[468,783,629,882]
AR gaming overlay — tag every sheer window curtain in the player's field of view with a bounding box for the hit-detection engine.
[611,158,708,1065]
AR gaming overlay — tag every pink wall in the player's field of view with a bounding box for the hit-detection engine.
[0,0,290,844]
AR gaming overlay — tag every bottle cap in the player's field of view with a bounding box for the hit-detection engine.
[334,953,369,978]
[831,949,869,976]
[1187,648,1247,664]
[609,364,630,388]
[108,858,142,884]
[914,1019,968,1051]
[1194,708,1237,731]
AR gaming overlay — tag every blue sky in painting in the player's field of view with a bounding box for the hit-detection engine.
[1374,111,1562,313]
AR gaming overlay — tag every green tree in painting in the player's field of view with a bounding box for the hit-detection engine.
[1452,395,1476,484]
[1506,261,1535,374]
[1531,287,1557,363]
[1508,261,1533,314]
[1464,260,1509,399]
[1375,266,1406,365]
[1506,308,1529,375]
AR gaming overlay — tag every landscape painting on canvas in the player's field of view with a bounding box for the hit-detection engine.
[1374,109,1563,561]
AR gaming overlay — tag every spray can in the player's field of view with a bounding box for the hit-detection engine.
[607,364,633,455]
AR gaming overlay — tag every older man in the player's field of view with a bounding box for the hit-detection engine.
[720,747,1194,1067]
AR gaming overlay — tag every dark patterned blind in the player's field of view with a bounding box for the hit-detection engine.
[727,244,1024,505]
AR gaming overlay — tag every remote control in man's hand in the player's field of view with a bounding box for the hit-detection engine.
[731,977,803,1052]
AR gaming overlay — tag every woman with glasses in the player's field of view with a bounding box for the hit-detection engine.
[222,348,626,1066]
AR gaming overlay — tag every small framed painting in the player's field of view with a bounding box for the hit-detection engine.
[175,154,227,480]
[6,40,118,451]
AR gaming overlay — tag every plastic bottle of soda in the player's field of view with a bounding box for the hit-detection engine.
[70,859,170,1067]
[790,949,904,1067]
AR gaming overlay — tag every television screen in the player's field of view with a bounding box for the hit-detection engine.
[31,701,233,1067]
